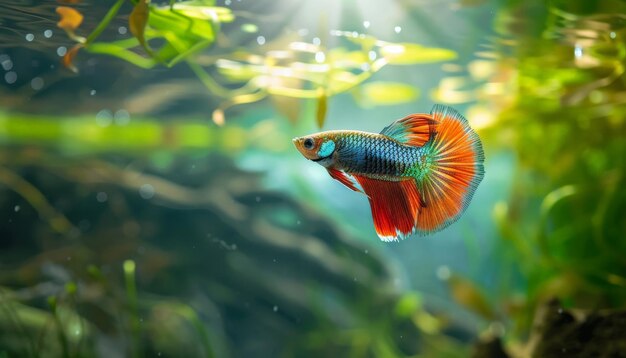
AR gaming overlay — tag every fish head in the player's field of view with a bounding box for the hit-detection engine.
[293,133,337,167]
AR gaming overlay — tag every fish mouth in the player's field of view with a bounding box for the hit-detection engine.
[293,136,333,162]
[292,137,303,147]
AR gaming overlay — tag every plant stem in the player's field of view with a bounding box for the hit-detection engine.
[48,297,70,358]
[0,165,75,235]
[124,260,141,358]
[85,0,126,45]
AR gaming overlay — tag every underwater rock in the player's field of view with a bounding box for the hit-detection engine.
[470,336,509,358]
[529,299,626,358]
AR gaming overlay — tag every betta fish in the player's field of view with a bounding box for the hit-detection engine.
[293,104,484,241]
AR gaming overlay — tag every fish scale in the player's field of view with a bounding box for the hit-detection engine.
[336,132,420,178]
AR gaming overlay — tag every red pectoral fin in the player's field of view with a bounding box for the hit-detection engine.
[327,168,362,193]
[353,175,422,241]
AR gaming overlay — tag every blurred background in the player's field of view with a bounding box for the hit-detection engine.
[0,0,624,357]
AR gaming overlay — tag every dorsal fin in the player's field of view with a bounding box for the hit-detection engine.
[380,114,436,147]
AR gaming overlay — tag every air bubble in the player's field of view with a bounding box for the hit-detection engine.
[57,46,67,57]
[1,55,13,70]
[139,184,155,199]
[114,109,130,125]
[394,26,402,33]
[31,77,44,90]
[96,192,108,202]
[574,45,583,58]
[256,36,265,45]
[315,51,325,63]
[95,109,113,127]
[44,29,53,38]
[4,71,17,84]
[436,265,451,280]
[25,33,34,42]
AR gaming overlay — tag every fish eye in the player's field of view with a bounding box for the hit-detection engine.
[303,138,314,149]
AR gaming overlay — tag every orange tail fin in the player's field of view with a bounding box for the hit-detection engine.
[414,105,484,234]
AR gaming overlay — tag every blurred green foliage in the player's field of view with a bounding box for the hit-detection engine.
[434,0,626,348]
[0,152,471,357]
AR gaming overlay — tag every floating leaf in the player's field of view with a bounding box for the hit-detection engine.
[380,43,457,65]
[129,0,149,49]
[359,81,419,106]
[56,6,83,31]
[62,44,83,73]
[316,88,327,128]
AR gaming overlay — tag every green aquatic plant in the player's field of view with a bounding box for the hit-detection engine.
[57,0,233,70]
[435,0,626,353]
[55,1,457,127]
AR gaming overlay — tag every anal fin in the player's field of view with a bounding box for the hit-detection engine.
[353,175,422,241]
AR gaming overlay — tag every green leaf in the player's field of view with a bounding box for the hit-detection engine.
[86,41,157,68]
[359,81,420,105]
[171,3,234,22]
[380,43,457,64]
[149,6,215,42]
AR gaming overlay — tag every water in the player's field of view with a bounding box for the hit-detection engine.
[1,0,625,357]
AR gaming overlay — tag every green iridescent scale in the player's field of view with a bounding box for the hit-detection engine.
[336,132,422,178]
